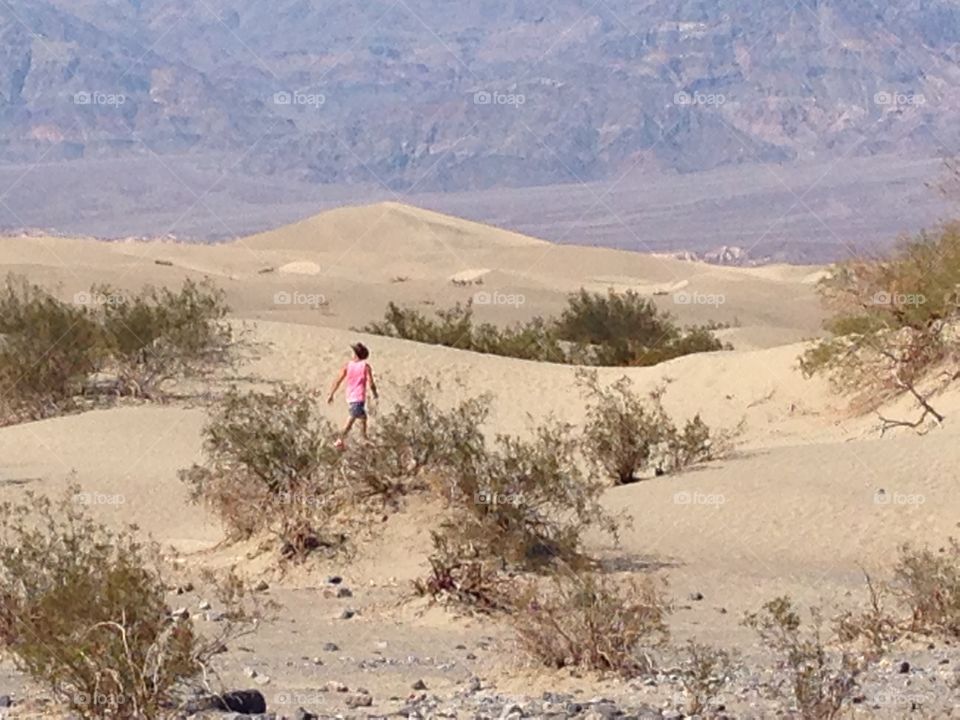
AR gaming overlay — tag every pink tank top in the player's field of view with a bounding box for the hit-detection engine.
[345,360,368,403]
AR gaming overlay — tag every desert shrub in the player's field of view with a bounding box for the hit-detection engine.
[95,278,235,398]
[362,290,728,367]
[555,289,728,366]
[678,641,736,717]
[341,378,490,504]
[0,490,256,719]
[512,569,670,676]
[180,384,346,559]
[579,372,738,484]
[438,419,620,572]
[890,540,960,637]
[834,572,899,660]
[0,275,105,423]
[412,532,512,612]
[801,223,960,417]
[745,597,866,720]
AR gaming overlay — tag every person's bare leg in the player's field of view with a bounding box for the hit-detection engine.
[360,416,368,439]
[340,417,356,440]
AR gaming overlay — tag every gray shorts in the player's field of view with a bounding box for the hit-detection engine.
[348,401,367,419]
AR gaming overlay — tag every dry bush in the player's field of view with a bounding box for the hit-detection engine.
[579,371,739,484]
[512,569,670,676]
[94,278,236,399]
[891,540,960,637]
[437,419,620,572]
[340,378,490,505]
[678,641,736,717]
[745,597,867,720]
[180,384,347,559]
[0,275,105,423]
[0,490,257,719]
[412,533,512,612]
[834,572,900,660]
[801,223,960,421]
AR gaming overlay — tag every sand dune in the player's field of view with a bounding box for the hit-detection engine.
[2,204,958,717]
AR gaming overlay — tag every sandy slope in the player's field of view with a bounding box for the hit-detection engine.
[1,203,959,716]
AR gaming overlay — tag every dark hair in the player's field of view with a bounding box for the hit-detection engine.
[351,342,370,360]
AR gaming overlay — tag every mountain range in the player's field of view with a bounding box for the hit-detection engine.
[2,0,959,192]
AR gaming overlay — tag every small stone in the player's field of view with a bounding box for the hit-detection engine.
[688,591,704,601]
[412,679,427,690]
[467,676,482,692]
[899,661,911,674]
[254,674,271,686]
[325,680,349,693]
[254,580,270,592]
[340,608,356,620]
[337,587,353,598]
[323,642,340,652]
[0,696,11,709]
[294,708,318,720]
[345,692,373,707]
[327,575,343,585]
[213,690,267,714]
[170,607,189,620]
[243,666,258,679]
[198,600,212,610]
[311,656,324,665]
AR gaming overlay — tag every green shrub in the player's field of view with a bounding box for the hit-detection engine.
[437,419,620,572]
[95,278,235,398]
[579,372,739,484]
[0,275,104,423]
[362,289,728,367]
[180,385,346,559]
[0,490,255,719]
[801,223,960,414]
[512,569,670,676]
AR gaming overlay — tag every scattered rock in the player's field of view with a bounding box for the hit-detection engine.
[0,696,11,708]
[899,661,912,674]
[412,679,427,690]
[198,600,212,610]
[339,608,356,620]
[170,607,189,620]
[326,575,343,585]
[293,708,318,720]
[324,680,349,693]
[336,587,353,598]
[688,591,705,601]
[323,642,340,652]
[254,580,270,592]
[243,667,258,679]
[213,689,267,714]
[345,692,373,708]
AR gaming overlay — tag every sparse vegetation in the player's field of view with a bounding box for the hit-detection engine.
[362,289,729,367]
[512,569,670,676]
[579,371,740,484]
[0,274,237,425]
[801,223,960,425]
[891,540,960,638]
[0,490,257,719]
[180,384,347,559]
[745,597,866,720]
[679,641,736,717]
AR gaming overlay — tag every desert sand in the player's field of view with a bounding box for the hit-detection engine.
[1,203,958,718]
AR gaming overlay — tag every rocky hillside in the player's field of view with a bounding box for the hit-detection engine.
[1,0,958,191]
